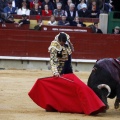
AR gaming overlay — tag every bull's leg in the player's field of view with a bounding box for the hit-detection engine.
[114,84,120,109]
[93,87,109,110]
[98,87,109,109]
[114,98,120,109]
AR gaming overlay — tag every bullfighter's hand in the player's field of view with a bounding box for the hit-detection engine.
[53,72,60,77]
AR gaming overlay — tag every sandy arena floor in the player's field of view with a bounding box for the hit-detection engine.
[0,70,120,120]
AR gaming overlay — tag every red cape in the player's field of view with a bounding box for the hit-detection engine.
[28,73,106,115]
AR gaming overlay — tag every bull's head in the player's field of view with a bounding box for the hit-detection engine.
[97,84,111,109]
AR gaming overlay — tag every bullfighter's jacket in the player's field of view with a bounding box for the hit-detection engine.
[48,32,74,75]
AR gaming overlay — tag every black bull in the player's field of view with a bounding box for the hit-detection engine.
[87,58,120,110]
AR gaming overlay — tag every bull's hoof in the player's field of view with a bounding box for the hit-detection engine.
[100,105,109,113]
[114,103,119,109]
[114,98,120,109]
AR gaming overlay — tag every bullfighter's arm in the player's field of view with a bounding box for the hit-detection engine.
[50,48,59,76]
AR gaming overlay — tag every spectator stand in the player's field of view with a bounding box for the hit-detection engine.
[28,15,99,29]
[0,14,99,30]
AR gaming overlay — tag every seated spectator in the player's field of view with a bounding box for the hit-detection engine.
[113,26,120,34]
[5,14,15,23]
[41,0,54,11]
[30,0,42,9]
[89,2,100,18]
[16,0,29,9]
[87,0,103,11]
[77,0,86,10]
[7,0,20,8]
[17,0,30,9]
[88,1,99,11]
[94,22,103,34]
[0,13,16,24]
[4,1,17,14]
[47,15,57,25]
[0,0,8,12]
[30,2,41,15]
[53,0,64,9]
[100,0,110,13]
[65,3,78,22]
[58,14,70,26]
[16,14,30,27]
[70,16,86,27]
[78,3,90,18]
[53,2,64,17]
[106,0,114,12]
[42,4,52,16]
[11,0,17,8]
[64,0,72,11]
[17,1,30,16]
[34,19,43,30]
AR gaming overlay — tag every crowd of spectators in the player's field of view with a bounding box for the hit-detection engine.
[0,0,115,17]
[0,0,119,33]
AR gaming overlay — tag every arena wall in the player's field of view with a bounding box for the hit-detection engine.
[0,29,119,72]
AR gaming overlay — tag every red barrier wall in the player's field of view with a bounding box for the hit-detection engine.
[0,29,120,59]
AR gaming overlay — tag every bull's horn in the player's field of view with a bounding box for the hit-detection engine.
[97,84,111,97]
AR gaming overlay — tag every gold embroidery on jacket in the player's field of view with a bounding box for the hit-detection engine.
[49,41,70,74]
[48,32,74,75]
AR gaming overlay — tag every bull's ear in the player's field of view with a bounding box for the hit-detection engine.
[97,84,111,97]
